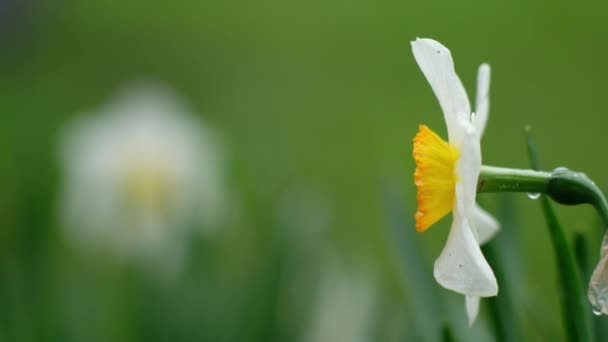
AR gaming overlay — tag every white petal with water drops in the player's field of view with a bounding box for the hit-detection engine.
[589,231,608,315]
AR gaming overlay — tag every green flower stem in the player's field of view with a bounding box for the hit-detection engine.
[478,166,550,194]
[477,165,608,227]
[549,168,608,226]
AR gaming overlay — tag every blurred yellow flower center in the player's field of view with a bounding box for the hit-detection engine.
[124,161,173,214]
[413,125,459,232]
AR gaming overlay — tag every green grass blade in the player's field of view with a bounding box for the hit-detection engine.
[482,198,524,342]
[540,196,593,342]
[525,127,593,342]
[381,183,443,342]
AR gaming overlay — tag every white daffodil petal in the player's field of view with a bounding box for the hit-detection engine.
[465,295,480,326]
[411,38,471,144]
[473,203,500,245]
[434,211,498,297]
[474,64,491,137]
[434,115,496,296]
[453,122,481,214]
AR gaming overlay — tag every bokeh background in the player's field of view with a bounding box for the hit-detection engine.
[1,0,608,341]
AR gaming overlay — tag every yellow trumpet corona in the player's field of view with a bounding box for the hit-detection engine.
[413,124,459,232]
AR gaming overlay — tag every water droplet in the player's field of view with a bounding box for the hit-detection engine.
[527,192,541,200]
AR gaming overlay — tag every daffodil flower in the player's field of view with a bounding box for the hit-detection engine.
[411,38,500,324]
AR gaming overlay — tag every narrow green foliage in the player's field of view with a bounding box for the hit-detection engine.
[525,128,593,342]
[574,233,590,282]
[440,325,454,342]
[484,242,519,342]
[539,196,593,342]
[483,197,527,342]
[382,185,442,342]
[523,126,541,170]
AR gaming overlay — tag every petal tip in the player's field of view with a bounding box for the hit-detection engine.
[466,296,480,326]
[411,38,451,56]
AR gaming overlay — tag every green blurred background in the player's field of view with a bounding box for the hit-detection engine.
[1,0,608,341]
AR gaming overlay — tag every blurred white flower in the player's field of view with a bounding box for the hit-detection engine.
[59,82,228,273]
[303,257,377,342]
